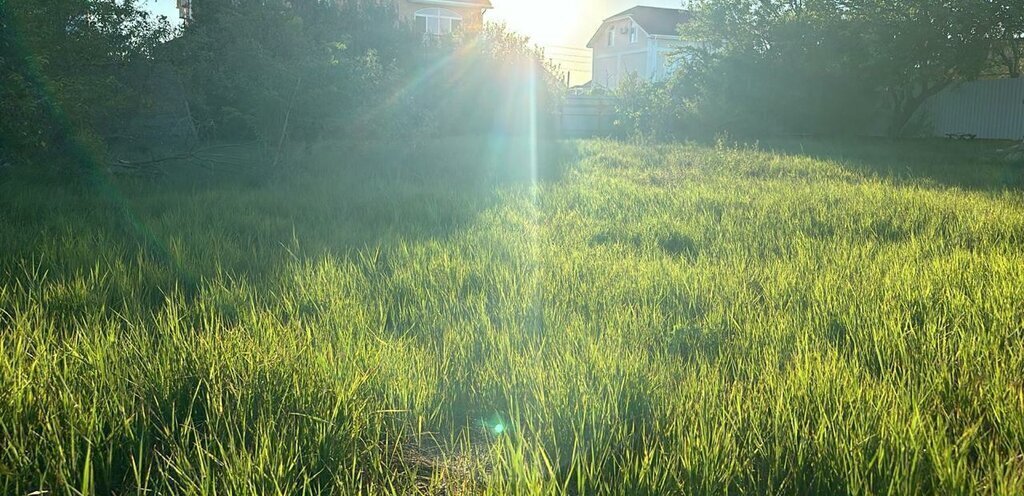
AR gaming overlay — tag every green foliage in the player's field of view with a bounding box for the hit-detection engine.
[2,0,560,176]
[980,1,1024,78]
[163,0,413,143]
[0,0,169,170]
[165,3,560,147]
[390,23,562,141]
[856,0,993,135]
[675,0,1016,137]
[673,10,877,136]
[612,74,680,142]
[1,139,1023,494]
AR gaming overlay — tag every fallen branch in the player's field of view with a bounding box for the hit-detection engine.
[1001,137,1024,163]
[272,76,303,171]
[109,140,260,175]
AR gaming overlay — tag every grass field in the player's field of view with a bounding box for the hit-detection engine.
[1,139,1023,494]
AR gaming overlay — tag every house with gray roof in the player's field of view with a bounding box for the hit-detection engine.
[586,6,694,88]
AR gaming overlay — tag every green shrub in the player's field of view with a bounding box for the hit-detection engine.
[0,0,170,170]
[613,74,681,142]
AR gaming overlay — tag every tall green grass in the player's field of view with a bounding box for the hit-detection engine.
[1,139,1022,494]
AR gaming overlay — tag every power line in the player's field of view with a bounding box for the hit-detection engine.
[548,58,591,63]
[548,62,589,68]
[547,53,591,59]
[545,50,591,59]
[546,44,591,51]
[546,52,592,58]
[546,53,591,59]
[549,60,591,66]
[548,62,592,70]
[547,57,591,64]
[549,58,592,65]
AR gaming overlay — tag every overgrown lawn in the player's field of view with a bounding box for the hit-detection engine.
[1,139,1022,494]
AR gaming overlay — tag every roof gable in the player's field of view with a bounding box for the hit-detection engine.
[587,6,692,47]
[614,6,692,37]
[407,0,492,8]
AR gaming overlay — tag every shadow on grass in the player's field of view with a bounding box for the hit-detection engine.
[0,137,578,306]
[755,137,1024,192]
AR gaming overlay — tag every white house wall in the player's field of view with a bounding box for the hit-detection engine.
[652,38,696,82]
[591,16,652,88]
[592,26,693,87]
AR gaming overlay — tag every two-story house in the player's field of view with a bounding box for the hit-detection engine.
[176,0,491,35]
[587,6,693,88]
[397,0,492,35]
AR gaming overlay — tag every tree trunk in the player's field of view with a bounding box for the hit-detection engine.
[888,79,953,137]
[996,43,1023,78]
[998,48,1020,78]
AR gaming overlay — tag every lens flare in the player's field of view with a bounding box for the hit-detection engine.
[528,61,539,189]
[354,37,481,128]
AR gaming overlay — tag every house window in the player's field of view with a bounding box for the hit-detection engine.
[607,27,615,47]
[177,0,191,20]
[629,22,638,43]
[415,8,463,36]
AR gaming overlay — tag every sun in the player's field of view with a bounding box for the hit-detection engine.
[489,0,584,47]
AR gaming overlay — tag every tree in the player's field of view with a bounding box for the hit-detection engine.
[677,0,1003,136]
[982,0,1024,77]
[0,0,169,170]
[674,0,879,135]
[614,75,679,141]
[162,0,389,143]
[163,2,561,152]
[2,0,562,174]
[855,0,993,135]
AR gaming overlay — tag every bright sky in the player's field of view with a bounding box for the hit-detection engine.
[142,0,179,23]
[489,0,680,48]
[142,0,684,85]
[489,0,681,85]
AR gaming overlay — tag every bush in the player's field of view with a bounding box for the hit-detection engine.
[407,24,561,140]
[1,0,562,177]
[613,75,680,142]
[0,0,170,171]
[674,0,1000,138]
[163,2,561,152]
[670,44,878,138]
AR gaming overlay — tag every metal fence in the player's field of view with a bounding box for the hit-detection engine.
[557,78,1024,140]
[922,77,1024,140]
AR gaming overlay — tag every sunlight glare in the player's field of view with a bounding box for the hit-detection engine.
[528,61,539,189]
[489,0,584,47]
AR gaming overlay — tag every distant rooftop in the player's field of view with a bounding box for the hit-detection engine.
[604,6,692,37]
[407,0,493,8]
